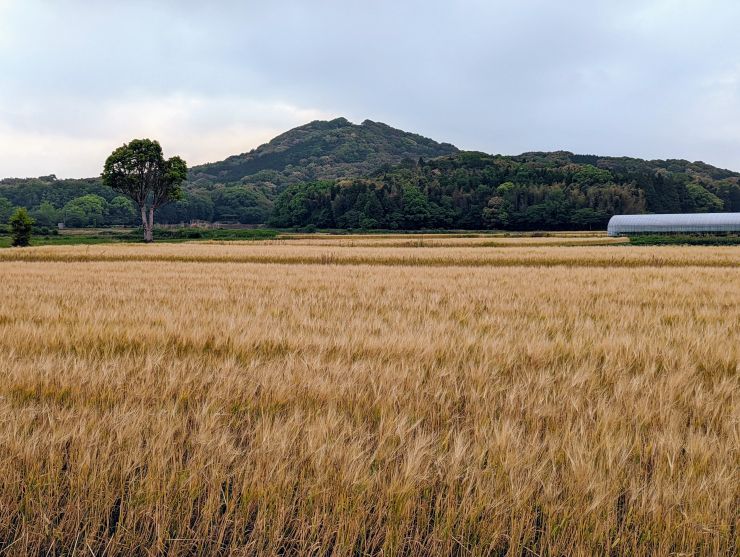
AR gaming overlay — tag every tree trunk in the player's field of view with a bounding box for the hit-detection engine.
[148,207,155,243]
[140,206,152,243]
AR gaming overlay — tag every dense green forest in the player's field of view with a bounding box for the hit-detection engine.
[271,152,740,230]
[1,119,739,231]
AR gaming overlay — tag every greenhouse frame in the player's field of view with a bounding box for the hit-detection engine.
[607,213,740,236]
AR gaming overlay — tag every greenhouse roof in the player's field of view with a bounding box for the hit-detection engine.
[607,213,740,236]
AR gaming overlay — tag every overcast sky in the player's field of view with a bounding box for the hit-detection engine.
[1,0,739,178]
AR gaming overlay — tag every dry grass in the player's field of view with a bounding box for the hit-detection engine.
[0,242,737,268]
[273,235,628,248]
[0,238,738,555]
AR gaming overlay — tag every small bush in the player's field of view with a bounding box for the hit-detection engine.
[9,208,34,247]
[629,234,740,246]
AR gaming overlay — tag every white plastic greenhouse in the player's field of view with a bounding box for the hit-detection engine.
[607,213,740,236]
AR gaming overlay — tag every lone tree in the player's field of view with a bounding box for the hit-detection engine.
[102,139,187,242]
[9,207,34,247]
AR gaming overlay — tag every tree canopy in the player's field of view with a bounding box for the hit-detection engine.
[269,152,740,230]
[9,207,34,246]
[101,139,187,241]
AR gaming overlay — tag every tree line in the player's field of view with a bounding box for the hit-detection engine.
[0,178,271,228]
[2,150,738,233]
[270,152,738,230]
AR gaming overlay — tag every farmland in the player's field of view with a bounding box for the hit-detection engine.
[0,236,737,555]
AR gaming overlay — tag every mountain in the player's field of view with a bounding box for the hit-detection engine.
[188,117,459,190]
[1,120,739,230]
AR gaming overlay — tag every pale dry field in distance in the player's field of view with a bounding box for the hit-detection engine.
[0,237,738,555]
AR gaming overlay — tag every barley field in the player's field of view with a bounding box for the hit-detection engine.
[0,237,738,556]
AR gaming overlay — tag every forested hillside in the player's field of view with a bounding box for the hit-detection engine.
[0,118,457,227]
[189,117,458,189]
[2,120,739,230]
[271,151,740,230]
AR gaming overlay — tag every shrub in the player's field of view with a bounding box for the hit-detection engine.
[9,208,34,247]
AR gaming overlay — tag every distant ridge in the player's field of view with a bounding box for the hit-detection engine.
[188,117,458,190]
[1,119,739,229]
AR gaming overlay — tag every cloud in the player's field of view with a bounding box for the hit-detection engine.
[0,94,332,177]
[2,0,740,176]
